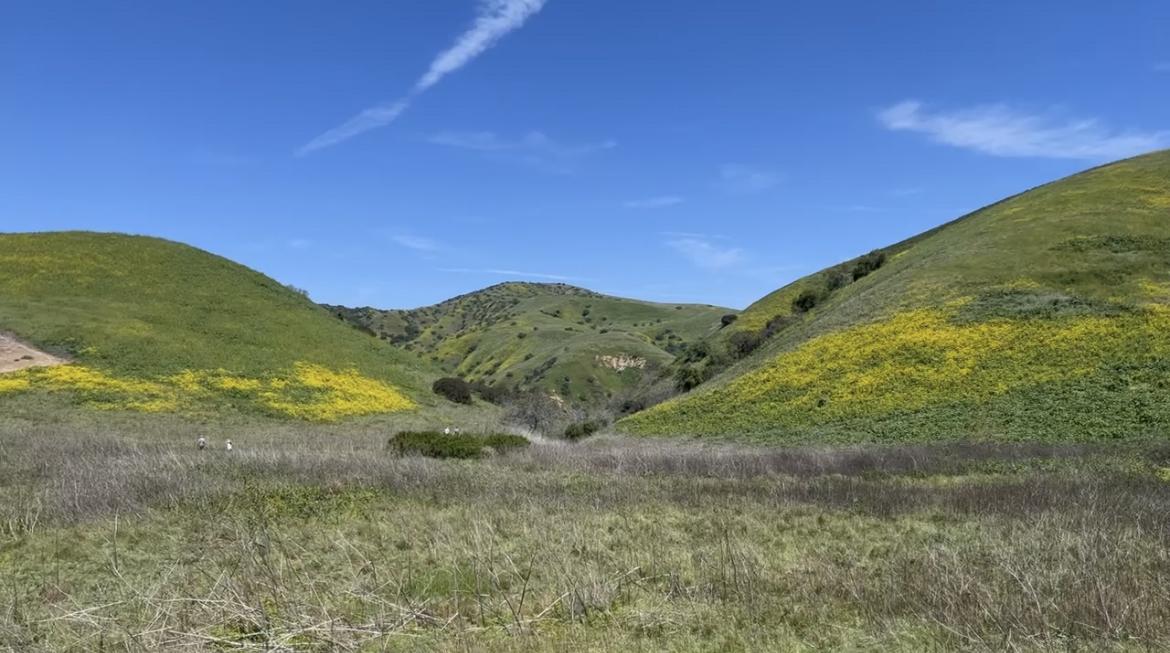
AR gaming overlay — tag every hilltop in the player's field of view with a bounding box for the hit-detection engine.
[0,232,439,421]
[623,150,1170,441]
[329,282,732,404]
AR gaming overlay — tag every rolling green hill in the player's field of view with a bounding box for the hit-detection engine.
[329,282,732,404]
[0,232,438,420]
[623,150,1170,441]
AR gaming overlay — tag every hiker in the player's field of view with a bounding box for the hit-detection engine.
[197,437,207,451]
[225,439,233,452]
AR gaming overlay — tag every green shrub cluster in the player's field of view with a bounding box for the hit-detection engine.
[850,249,887,280]
[564,419,605,440]
[432,377,472,404]
[387,431,529,459]
[469,380,513,405]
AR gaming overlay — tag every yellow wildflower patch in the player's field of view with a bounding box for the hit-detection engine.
[35,365,180,412]
[259,363,415,421]
[4,362,415,421]
[628,305,1170,433]
[0,375,31,394]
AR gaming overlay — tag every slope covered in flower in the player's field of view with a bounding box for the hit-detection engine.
[0,232,430,420]
[623,150,1170,440]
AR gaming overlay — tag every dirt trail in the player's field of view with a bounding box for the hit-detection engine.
[0,333,66,373]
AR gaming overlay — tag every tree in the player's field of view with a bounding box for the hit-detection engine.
[503,390,566,434]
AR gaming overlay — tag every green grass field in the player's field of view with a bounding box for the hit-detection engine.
[331,282,731,404]
[3,419,1169,651]
[0,232,444,421]
[623,150,1170,441]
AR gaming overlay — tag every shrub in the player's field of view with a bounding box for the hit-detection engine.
[432,377,472,404]
[470,380,512,405]
[826,270,849,291]
[388,431,529,459]
[564,419,605,440]
[729,330,763,357]
[675,365,705,392]
[851,250,887,281]
[721,314,738,327]
[680,341,712,363]
[763,314,795,338]
[792,289,822,313]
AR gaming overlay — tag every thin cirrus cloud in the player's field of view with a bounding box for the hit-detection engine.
[717,164,782,194]
[297,0,548,156]
[1154,62,1170,73]
[623,195,685,209]
[878,100,1170,160]
[665,236,746,270]
[439,267,581,282]
[428,130,616,171]
[391,234,444,252]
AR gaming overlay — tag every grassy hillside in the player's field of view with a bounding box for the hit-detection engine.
[330,282,732,404]
[624,150,1170,441]
[0,232,438,420]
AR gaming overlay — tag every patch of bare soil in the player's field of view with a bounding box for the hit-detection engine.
[0,333,66,373]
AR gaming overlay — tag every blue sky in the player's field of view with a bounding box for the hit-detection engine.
[3,1,1168,309]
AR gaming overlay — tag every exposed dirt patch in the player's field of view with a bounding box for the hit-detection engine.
[595,354,647,372]
[0,334,66,373]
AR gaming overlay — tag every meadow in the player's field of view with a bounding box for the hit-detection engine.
[3,416,1170,651]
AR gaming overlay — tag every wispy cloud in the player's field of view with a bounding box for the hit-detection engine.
[717,164,781,194]
[888,187,925,198]
[415,0,547,93]
[834,204,885,213]
[878,100,1170,160]
[298,0,548,155]
[287,238,313,250]
[428,130,615,171]
[623,195,685,209]
[1154,62,1170,73]
[298,102,409,156]
[661,230,729,240]
[665,237,745,270]
[439,267,580,282]
[392,234,443,252]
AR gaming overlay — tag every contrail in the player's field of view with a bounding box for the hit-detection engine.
[298,0,548,156]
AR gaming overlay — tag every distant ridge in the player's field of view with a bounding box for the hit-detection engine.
[330,281,732,404]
